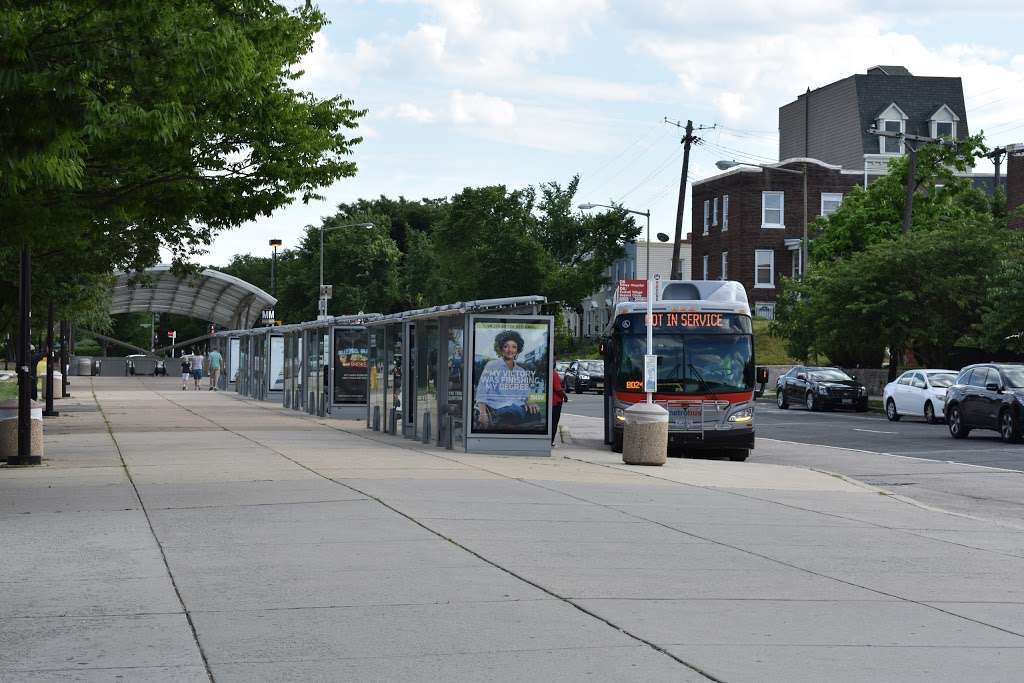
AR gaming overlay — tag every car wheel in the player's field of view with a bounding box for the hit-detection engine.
[1000,408,1021,443]
[885,399,900,422]
[777,389,788,409]
[947,404,969,439]
[805,391,817,412]
[924,401,937,425]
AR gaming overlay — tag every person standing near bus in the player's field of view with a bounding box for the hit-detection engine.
[551,364,567,446]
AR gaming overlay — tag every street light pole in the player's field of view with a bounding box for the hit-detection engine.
[318,222,374,319]
[269,239,282,299]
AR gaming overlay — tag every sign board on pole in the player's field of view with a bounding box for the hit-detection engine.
[319,285,333,299]
[643,354,658,393]
[616,279,647,302]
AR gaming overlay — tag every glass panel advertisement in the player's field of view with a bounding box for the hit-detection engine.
[229,338,240,382]
[333,328,369,404]
[447,326,464,410]
[471,318,550,435]
[268,335,284,392]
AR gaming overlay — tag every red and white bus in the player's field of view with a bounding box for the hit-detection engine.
[601,280,763,461]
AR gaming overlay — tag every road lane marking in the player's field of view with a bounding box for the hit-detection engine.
[853,428,899,435]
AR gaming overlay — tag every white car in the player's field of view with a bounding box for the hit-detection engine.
[883,369,958,424]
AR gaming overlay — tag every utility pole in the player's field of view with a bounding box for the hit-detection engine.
[665,118,715,279]
[868,128,949,233]
[987,147,1007,212]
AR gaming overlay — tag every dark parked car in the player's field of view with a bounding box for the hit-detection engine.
[564,359,604,394]
[776,366,868,412]
[945,364,1024,442]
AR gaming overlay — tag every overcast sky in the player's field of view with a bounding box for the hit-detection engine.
[195,0,1024,266]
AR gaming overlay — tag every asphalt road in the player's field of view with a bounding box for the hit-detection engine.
[562,392,1024,472]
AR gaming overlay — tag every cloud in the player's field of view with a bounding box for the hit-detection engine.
[391,103,437,123]
[450,90,517,127]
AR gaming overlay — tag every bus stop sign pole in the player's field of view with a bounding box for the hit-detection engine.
[645,276,654,403]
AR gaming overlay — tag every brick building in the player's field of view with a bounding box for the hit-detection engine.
[690,159,863,319]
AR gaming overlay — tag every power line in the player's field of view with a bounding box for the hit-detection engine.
[582,126,676,198]
[578,119,665,187]
[614,145,682,203]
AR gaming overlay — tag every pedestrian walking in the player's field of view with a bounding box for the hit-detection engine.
[191,350,204,390]
[180,356,192,390]
[552,364,567,446]
[207,348,223,390]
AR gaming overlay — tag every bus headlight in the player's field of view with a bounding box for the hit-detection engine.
[727,407,753,423]
[615,408,625,422]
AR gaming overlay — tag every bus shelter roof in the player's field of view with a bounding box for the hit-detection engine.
[111,265,276,329]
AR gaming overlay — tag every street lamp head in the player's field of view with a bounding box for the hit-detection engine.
[577,203,597,210]
[269,238,283,247]
[716,160,741,171]
[656,233,670,242]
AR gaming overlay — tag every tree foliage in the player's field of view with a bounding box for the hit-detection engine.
[0,1,364,337]
[773,136,1013,369]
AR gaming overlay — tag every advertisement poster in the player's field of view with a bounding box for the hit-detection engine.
[447,327,464,406]
[333,328,369,404]
[471,319,550,435]
[268,336,284,391]
[229,338,240,382]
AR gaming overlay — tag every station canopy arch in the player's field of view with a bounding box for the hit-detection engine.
[110,264,276,329]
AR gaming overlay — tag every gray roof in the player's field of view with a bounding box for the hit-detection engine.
[855,73,968,152]
[111,265,276,329]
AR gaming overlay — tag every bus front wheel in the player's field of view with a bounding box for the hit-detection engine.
[611,431,623,453]
[726,449,749,462]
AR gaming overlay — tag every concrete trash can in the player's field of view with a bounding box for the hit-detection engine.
[0,399,44,460]
[622,402,668,466]
[37,372,62,398]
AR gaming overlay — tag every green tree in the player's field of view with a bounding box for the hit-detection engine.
[0,1,364,336]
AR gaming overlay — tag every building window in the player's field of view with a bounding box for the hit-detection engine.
[934,121,954,139]
[791,248,801,279]
[702,254,709,280]
[721,252,728,280]
[820,192,843,216]
[762,191,784,228]
[755,250,774,288]
[712,197,718,226]
[703,200,710,235]
[882,120,903,153]
[722,195,729,230]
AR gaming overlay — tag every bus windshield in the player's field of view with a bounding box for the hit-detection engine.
[615,332,753,394]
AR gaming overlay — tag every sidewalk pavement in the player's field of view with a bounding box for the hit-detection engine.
[3,377,1024,682]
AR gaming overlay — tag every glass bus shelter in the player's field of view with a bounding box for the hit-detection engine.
[365,296,552,455]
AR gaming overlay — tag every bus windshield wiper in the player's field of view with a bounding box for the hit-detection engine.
[688,363,719,400]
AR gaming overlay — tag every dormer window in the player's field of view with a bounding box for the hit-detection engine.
[877,103,908,154]
[928,104,959,141]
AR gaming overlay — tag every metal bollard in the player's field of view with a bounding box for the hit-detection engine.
[388,407,397,434]
[373,406,381,431]
[445,414,454,449]
[421,411,431,444]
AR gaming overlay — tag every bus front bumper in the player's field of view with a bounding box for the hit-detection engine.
[611,426,754,451]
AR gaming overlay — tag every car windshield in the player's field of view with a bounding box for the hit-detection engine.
[579,361,603,373]
[808,369,852,382]
[1000,367,1024,388]
[556,362,569,371]
[927,372,956,388]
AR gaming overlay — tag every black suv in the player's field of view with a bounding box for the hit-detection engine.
[776,366,868,412]
[945,364,1024,442]
[564,359,604,394]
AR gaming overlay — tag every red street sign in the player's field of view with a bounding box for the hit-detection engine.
[167,330,176,338]
[617,279,647,301]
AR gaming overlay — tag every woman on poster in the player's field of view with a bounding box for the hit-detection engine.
[474,330,541,430]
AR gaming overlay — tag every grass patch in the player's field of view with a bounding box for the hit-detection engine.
[754,319,798,365]
[0,378,18,401]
